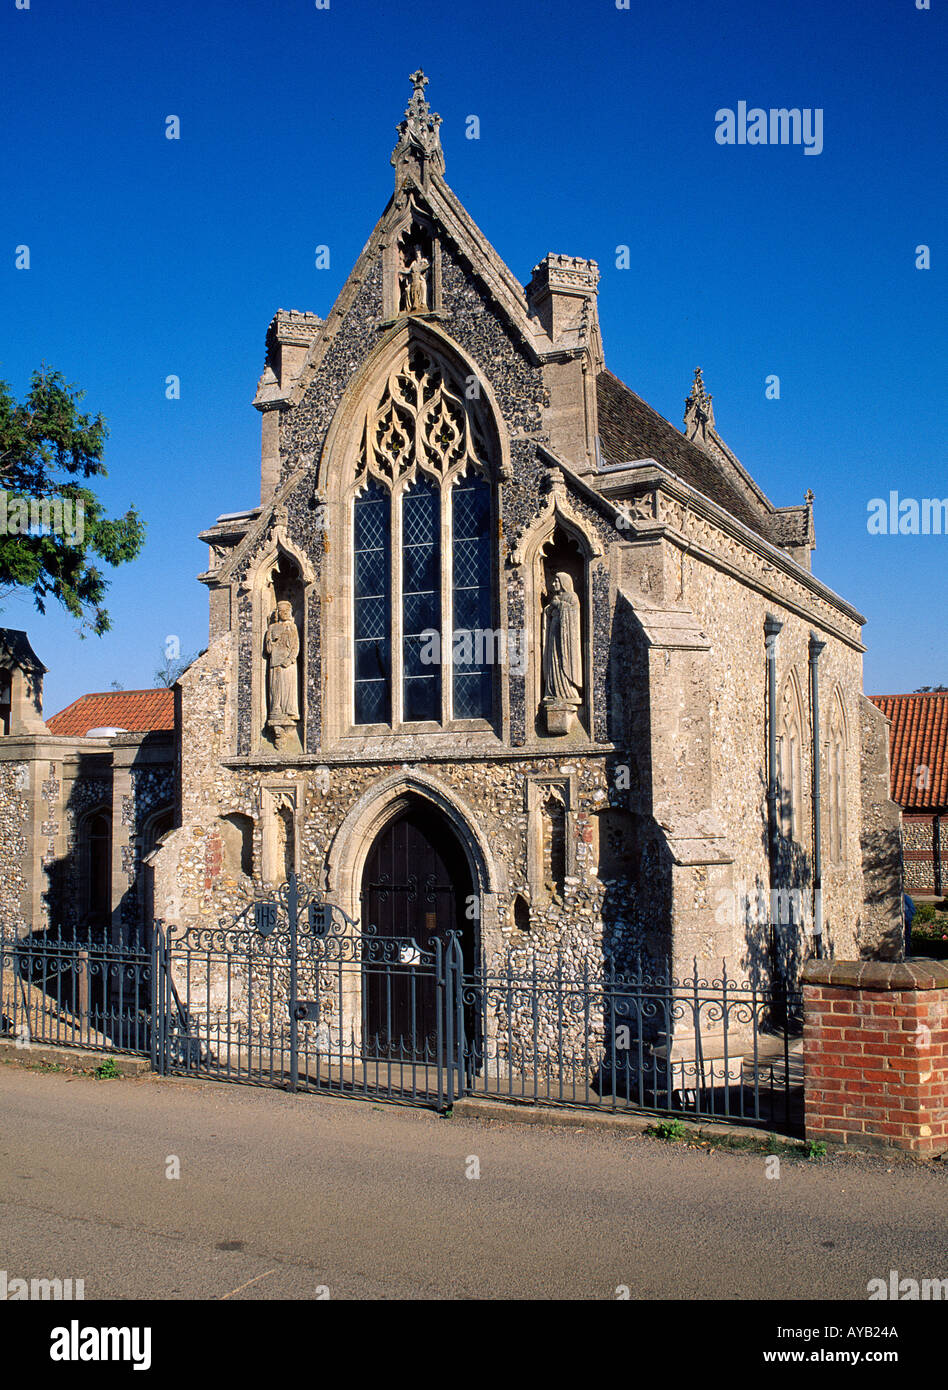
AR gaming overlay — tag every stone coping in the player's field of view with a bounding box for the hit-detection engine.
[802,957,948,991]
[222,741,618,768]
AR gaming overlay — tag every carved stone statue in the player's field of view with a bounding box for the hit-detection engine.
[401,250,430,312]
[541,571,582,735]
[265,600,300,750]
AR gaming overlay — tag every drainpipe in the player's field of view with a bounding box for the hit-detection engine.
[809,632,826,959]
[764,616,783,937]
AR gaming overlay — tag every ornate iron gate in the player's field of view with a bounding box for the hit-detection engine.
[154,877,468,1107]
[152,876,803,1134]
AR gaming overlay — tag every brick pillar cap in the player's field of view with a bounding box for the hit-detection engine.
[802,957,948,991]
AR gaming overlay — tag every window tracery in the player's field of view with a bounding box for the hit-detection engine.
[350,345,496,729]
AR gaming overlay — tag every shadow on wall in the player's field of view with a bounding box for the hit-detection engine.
[740,768,814,992]
[42,737,173,950]
[857,824,904,961]
[598,594,673,975]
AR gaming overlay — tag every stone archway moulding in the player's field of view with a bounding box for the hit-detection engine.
[324,769,507,925]
[315,317,512,501]
[508,475,604,570]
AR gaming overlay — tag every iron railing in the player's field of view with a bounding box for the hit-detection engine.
[1,889,803,1134]
[460,951,803,1132]
[0,927,154,1057]
[153,881,804,1134]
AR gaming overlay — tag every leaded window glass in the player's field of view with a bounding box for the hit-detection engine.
[402,477,441,722]
[353,481,391,725]
[452,473,493,719]
[349,346,497,731]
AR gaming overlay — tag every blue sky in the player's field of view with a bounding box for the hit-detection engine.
[1,0,945,715]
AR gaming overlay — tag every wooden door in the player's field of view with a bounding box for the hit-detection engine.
[360,805,473,1061]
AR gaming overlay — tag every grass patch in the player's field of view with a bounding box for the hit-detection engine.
[645,1118,688,1141]
[642,1117,816,1158]
[94,1057,120,1079]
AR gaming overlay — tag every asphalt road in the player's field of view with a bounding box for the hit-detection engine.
[0,1063,944,1301]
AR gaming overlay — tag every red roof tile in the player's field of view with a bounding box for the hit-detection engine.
[47,689,175,738]
[869,694,948,811]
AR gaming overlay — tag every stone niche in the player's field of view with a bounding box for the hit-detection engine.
[260,782,298,886]
[382,204,442,321]
[219,812,254,880]
[524,773,577,907]
[257,552,306,755]
[534,526,589,739]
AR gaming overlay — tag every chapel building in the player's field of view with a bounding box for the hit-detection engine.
[139,73,900,980]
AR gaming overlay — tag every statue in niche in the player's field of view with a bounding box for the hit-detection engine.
[541,571,582,735]
[400,249,430,313]
[265,600,300,751]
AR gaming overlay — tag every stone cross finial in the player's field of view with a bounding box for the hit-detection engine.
[391,69,445,185]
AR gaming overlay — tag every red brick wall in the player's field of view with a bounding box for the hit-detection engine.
[803,960,948,1155]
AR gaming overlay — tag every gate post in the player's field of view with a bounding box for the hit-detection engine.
[443,937,455,1109]
[150,923,166,1076]
[447,933,465,1105]
[288,874,299,1093]
[76,949,90,1044]
[435,938,445,1111]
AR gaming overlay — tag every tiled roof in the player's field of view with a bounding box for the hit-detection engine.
[47,689,175,738]
[596,369,774,543]
[869,694,948,811]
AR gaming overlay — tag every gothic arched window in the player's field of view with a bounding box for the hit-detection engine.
[827,689,848,863]
[350,346,496,729]
[777,674,805,843]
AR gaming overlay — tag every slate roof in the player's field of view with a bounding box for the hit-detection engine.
[869,694,948,811]
[596,369,775,543]
[0,628,47,673]
[47,689,175,738]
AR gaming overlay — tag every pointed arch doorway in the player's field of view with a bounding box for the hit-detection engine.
[360,800,478,1062]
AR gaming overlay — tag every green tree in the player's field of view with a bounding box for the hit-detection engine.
[0,366,145,635]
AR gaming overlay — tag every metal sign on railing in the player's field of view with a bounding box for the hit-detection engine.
[254,903,278,938]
